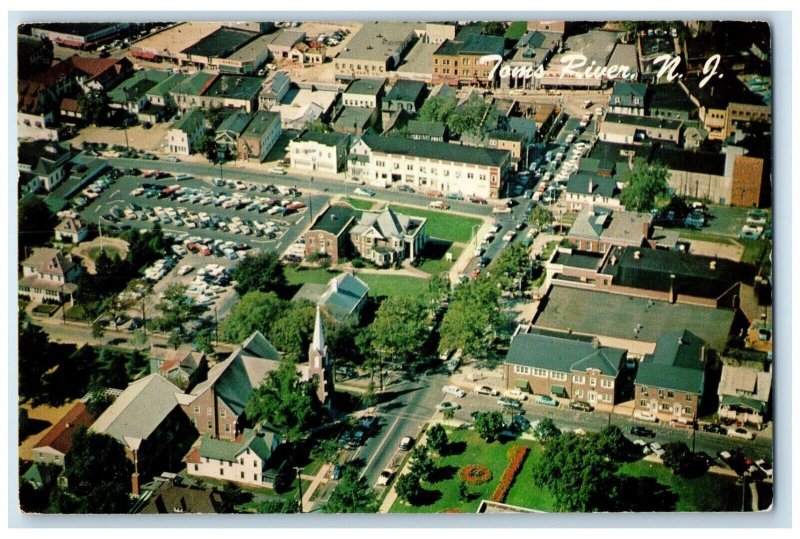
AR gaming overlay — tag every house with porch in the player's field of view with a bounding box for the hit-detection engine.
[349,207,427,267]
[149,345,208,390]
[19,247,80,304]
[717,364,772,426]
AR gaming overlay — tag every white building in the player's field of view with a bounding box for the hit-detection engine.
[348,134,511,199]
[288,130,350,173]
[54,216,89,244]
[167,109,205,155]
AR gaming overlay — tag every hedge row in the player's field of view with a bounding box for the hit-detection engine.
[491,445,530,503]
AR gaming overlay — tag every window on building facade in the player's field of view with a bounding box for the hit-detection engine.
[639,399,649,407]
[514,365,530,375]
[207,407,213,416]
[193,405,200,414]
[533,368,548,378]
[550,372,566,381]
[207,420,213,429]
[601,379,614,389]
[194,464,198,471]
[573,375,585,384]
[660,403,672,411]
[667,391,674,398]
[590,378,597,387]
[686,394,693,401]
[220,409,226,418]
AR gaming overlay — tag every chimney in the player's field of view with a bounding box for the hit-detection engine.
[709,260,717,270]
[633,250,641,260]
[677,335,684,346]
[131,472,140,497]
[588,179,594,194]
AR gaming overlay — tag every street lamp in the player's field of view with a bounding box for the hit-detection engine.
[293,466,304,513]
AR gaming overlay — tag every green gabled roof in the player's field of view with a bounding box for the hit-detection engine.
[344,78,385,96]
[322,273,369,317]
[216,112,253,136]
[241,331,281,361]
[506,332,625,375]
[635,330,706,394]
[298,130,349,147]
[406,120,446,139]
[198,427,277,463]
[171,108,205,135]
[385,80,426,104]
[173,72,216,96]
[108,70,169,103]
[242,111,280,139]
[360,133,509,167]
[720,394,767,414]
[147,73,187,97]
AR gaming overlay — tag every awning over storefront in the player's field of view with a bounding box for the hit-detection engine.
[720,394,767,414]
[551,385,568,398]
[515,379,530,390]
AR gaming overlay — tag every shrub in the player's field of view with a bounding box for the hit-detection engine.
[491,445,529,503]
[460,464,492,486]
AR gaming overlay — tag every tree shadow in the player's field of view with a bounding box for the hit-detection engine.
[615,476,678,512]
[418,239,454,262]
[443,441,466,457]
[412,487,443,507]
[429,464,458,483]
[19,418,51,442]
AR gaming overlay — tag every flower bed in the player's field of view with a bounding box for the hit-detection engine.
[460,464,492,486]
[491,446,530,503]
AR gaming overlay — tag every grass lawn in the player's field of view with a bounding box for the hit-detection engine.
[504,21,527,40]
[359,274,431,298]
[417,240,462,276]
[677,229,735,245]
[32,303,60,316]
[388,205,482,244]
[390,429,538,514]
[65,303,93,322]
[739,238,770,265]
[88,245,121,261]
[504,443,557,511]
[341,197,376,211]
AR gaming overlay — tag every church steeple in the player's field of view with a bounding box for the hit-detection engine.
[308,306,333,408]
[311,305,325,356]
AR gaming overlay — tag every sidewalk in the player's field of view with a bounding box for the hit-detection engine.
[300,463,332,513]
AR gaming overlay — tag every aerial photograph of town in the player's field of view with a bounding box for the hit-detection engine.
[15,19,774,515]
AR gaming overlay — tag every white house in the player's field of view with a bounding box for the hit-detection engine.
[19,247,80,304]
[54,216,89,244]
[288,130,350,173]
[167,109,206,155]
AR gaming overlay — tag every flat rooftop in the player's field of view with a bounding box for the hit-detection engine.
[182,27,258,58]
[224,34,273,62]
[133,22,223,56]
[534,286,735,351]
[203,75,263,100]
[338,21,417,63]
[310,205,358,235]
[551,250,605,271]
[31,23,120,37]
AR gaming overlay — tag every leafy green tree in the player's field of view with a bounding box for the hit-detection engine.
[19,317,54,400]
[56,427,133,513]
[193,134,220,163]
[77,89,109,126]
[458,480,471,502]
[661,442,704,477]
[232,251,287,297]
[306,120,330,133]
[85,379,112,417]
[489,242,531,292]
[273,460,295,494]
[18,195,57,254]
[532,432,621,512]
[91,320,106,343]
[417,95,458,124]
[394,472,423,505]
[446,95,493,137]
[529,205,554,229]
[482,21,506,35]
[219,291,286,343]
[311,439,341,464]
[474,411,505,442]
[533,418,561,443]
[426,424,448,455]
[256,498,300,513]
[245,361,322,443]
[98,347,129,389]
[269,302,317,363]
[193,327,215,354]
[155,284,206,343]
[619,158,670,212]
[438,279,504,359]
[597,425,634,462]
[409,446,435,482]
[130,328,148,349]
[323,466,379,513]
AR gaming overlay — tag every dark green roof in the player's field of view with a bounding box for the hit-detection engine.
[505,332,624,376]
[108,70,169,104]
[567,172,619,199]
[650,83,697,113]
[204,75,262,100]
[385,80,426,103]
[310,205,357,235]
[242,111,280,139]
[182,27,258,58]
[406,120,446,139]
[298,130,349,147]
[333,107,376,130]
[604,112,683,131]
[198,427,277,463]
[636,330,706,394]
[611,81,648,105]
[216,111,253,136]
[720,394,767,414]
[147,73,187,97]
[173,72,216,96]
[171,109,205,135]
[434,34,505,57]
[344,78,385,96]
[360,133,510,167]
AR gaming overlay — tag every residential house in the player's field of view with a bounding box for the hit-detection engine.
[608,82,648,116]
[19,247,80,304]
[171,73,262,113]
[649,83,698,122]
[91,374,198,495]
[54,216,88,244]
[404,120,447,142]
[17,79,59,141]
[599,113,684,145]
[107,70,171,122]
[214,112,253,155]
[303,204,358,264]
[342,78,386,109]
[331,106,379,136]
[288,130,350,173]
[717,364,772,426]
[432,34,505,87]
[32,402,95,466]
[139,480,223,514]
[258,71,291,110]
[167,109,206,155]
[348,133,511,197]
[149,345,208,390]
[334,22,417,81]
[349,207,428,267]
[18,141,72,193]
[504,331,630,407]
[383,79,427,114]
[67,54,133,92]
[567,206,653,253]
[289,42,327,65]
[237,111,281,162]
[565,172,622,211]
[634,330,709,422]
[292,273,369,322]
[186,424,281,489]
[145,72,187,110]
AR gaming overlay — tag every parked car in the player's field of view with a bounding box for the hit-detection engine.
[473,385,499,396]
[568,401,593,412]
[498,397,523,410]
[437,401,461,412]
[376,469,395,486]
[399,436,414,451]
[755,459,773,478]
[504,388,529,401]
[397,185,415,193]
[330,464,343,480]
[442,385,466,398]
[534,395,558,407]
[728,427,756,440]
[648,442,666,458]
[702,423,728,435]
[510,414,531,432]
[630,426,656,438]
[633,410,659,423]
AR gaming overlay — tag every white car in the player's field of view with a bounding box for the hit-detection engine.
[442,385,466,398]
[504,388,529,401]
[728,427,756,440]
[354,187,375,197]
[473,385,499,396]
[633,410,659,423]
[648,442,666,457]
[755,459,773,478]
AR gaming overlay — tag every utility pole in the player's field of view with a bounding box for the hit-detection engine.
[294,466,304,513]
[214,307,219,345]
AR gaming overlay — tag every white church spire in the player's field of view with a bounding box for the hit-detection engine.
[312,305,325,353]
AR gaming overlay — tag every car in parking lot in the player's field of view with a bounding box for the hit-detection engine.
[330,464,343,480]
[648,442,666,458]
[633,410,659,423]
[442,385,466,398]
[509,414,531,432]
[437,401,461,412]
[568,400,593,412]
[702,423,728,435]
[399,436,414,451]
[630,426,656,438]
[534,395,558,407]
[473,385,499,396]
[503,388,529,401]
[728,427,756,440]
[755,459,773,478]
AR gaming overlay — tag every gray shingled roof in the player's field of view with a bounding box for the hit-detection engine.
[567,173,619,199]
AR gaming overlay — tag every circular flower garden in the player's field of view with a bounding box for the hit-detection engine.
[460,464,492,485]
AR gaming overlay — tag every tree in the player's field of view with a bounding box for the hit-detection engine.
[323,466,379,513]
[661,442,705,477]
[619,158,670,212]
[273,460,295,494]
[19,316,55,400]
[193,327,215,354]
[597,425,634,462]
[77,89,109,126]
[489,242,531,292]
[529,205,554,229]
[426,424,449,455]
[482,21,506,35]
[409,446,435,482]
[97,347,129,389]
[85,379,112,417]
[533,418,561,443]
[532,432,621,512]
[446,95,493,137]
[193,134,220,163]
[458,480,471,502]
[155,284,206,343]
[394,472,423,505]
[232,251,287,297]
[56,427,133,513]
[245,361,322,443]
[18,195,57,254]
[269,302,317,363]
[256,498,300,513]
[474,411,505,442]
[438,279,504,359]
[130,328,148,349]
[417,95,458,124]
[306,120,330,133]
[91,320,106,342]
[310,439,340,465]
[219,291,286,343]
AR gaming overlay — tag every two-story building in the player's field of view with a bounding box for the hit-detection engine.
[567,206,653,253]
[342,78,385,109]
[599,113,684,146]
[504,331,629,407]
[237,111,281,163]
[214,112,253,155]
[349,207,428,267]
[19,247,80,304]
[18,141,73,193]
[717,364,772,426]
[288,130,350,173]
[258,71,291,111]
[565,172,622,212]
[432,34,505,87]
[383,79,427,114]
[303,204,358,264]
[608,81,648,116]
[32,402,95,467]
[54,216,89,244]
[167,109,206,155]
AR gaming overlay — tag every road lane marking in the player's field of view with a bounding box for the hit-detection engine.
[360,415,401,480]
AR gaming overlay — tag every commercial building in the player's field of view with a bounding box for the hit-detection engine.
[18,141,72,193]
[499,30,561,90]
[288,130,350,173]
[167,109,206,155]
[303,205,358,264]
[599,113,684,146]
[608,82,648,116]
[349,207,428,267]
[258,71,291,110]
[30,23,132,49]
[348,133,511,198]
[680,77,771,141]
[171,73,262,113]
[342,78,385,109]
[334,22,417,81]
[432,34,505,87]
[237,111,282,162]
[567,206,653,253]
